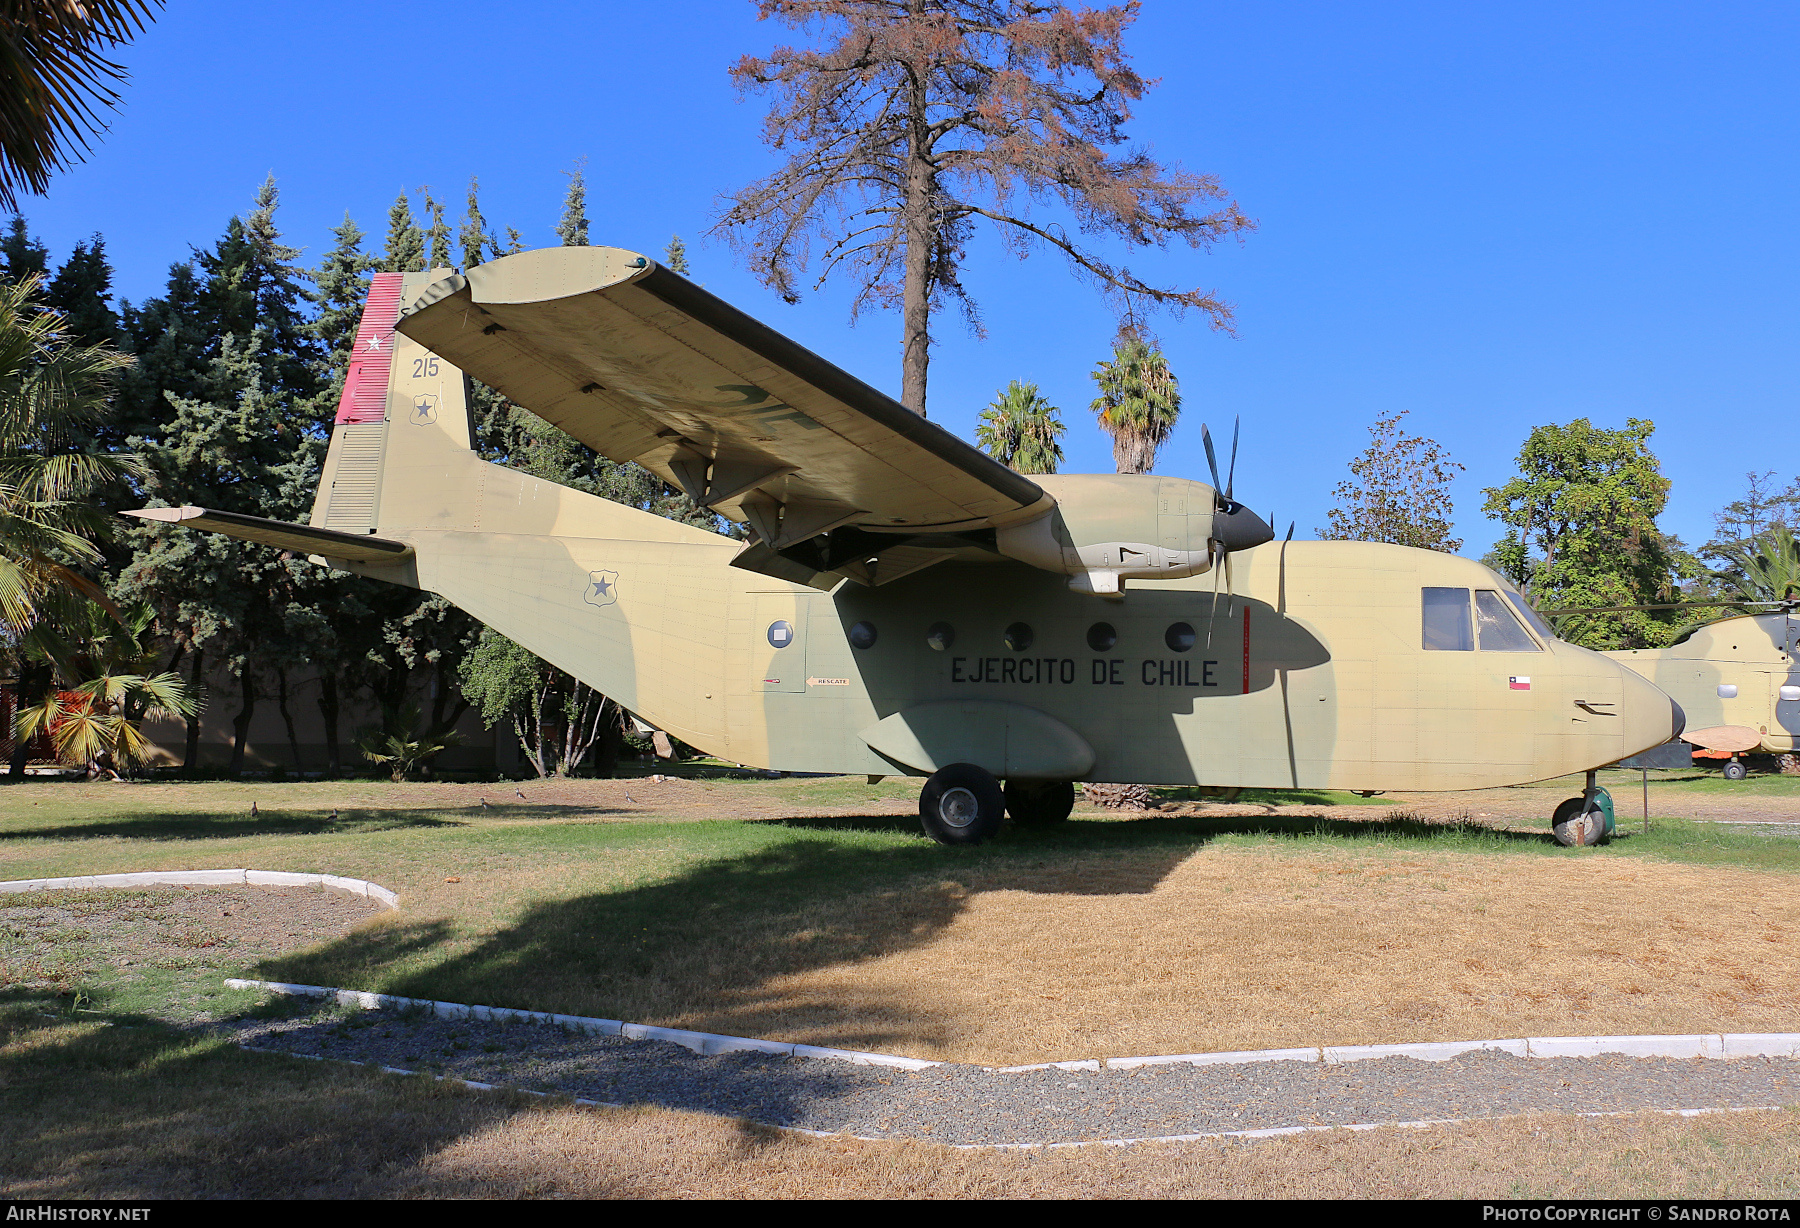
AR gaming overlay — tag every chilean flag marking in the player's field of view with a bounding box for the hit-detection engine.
[1510,676,1531,690]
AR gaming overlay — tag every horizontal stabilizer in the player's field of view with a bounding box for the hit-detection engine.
[123,506,413,564]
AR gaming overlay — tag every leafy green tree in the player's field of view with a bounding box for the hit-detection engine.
[1482,418,1679,650]
[976,380,1063,474]
[460,627,620,777]
[381,191,424,273]
[1318,411,1464,552]
[1090,329,1178,475]
[556,162,589,246]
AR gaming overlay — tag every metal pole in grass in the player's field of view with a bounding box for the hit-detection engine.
[1642,766,1649,834]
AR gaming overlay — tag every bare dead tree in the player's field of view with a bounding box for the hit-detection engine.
[713,0,1254,416]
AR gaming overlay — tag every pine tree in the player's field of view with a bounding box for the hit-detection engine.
[664,234,689,274]
[117,180,328,772]
[556,161,589,246]
[458,176,489,270]
[44,235,118,346]
[0,216,48,282]
[422,189,451,269]
[381,190,423,273]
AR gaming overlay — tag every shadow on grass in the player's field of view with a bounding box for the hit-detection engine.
[0,804,628,842]
[257,831,1195,1054]
[254,807,1556,1054]
[0,992,597,1198]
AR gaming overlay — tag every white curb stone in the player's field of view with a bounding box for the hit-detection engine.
[1108,1047,1320,1071]
[0,869,399,909]
[1722,1033,1800,1058]
[1323,1039,1531,1064]
[221,979,1800,1077]
[1525,1034,1723,1060]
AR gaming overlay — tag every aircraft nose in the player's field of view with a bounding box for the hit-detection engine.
[1215,502,1275,552]
[1618,664,1684,758]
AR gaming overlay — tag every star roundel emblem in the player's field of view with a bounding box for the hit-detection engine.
[410,394,438,425]
[585,570,619,608]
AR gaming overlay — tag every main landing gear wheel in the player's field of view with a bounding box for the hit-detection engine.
[1551,797,1601,847]
[1003,779,1075,827]
[1722,759,1748,781]
[919,763,1005,845]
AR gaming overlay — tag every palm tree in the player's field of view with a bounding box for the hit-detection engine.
[13,601,197,776]
[1715,525,1800,604]
[975,380,1065,475]
[1090,329,1180,475]
[0,2,164,210]
[0,274,136,635]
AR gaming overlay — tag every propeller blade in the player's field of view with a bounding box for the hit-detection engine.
[1207,539,1222,647]
[1201,423,1222,493]
[1285,521,1295,542]
[1226,417,1240,502]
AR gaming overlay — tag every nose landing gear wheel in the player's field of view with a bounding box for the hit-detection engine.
[1003,779,1076,827]
[1722,759,1748,781]
[919,763,1005,845]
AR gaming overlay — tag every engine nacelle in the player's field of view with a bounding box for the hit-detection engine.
[995,474,1228,595]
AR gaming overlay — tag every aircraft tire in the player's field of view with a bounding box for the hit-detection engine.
[1004,779,1075,827]
[1722,760,1748,781]
[920,763,1005,845]
[1551,796,1602,847]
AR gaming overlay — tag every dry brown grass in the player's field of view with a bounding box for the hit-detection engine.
[3,1013,1796,1200]
[655,846,1800,1063]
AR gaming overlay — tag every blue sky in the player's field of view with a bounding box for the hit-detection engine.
[27,1,1799,556]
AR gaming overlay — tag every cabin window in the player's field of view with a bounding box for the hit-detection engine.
[1718,684,1738,699]
[1087,622,1118,652]
[848,621,877,650]
[1422,587,1473,651]
[926,622,955,651]
[1781,686,1800,702]
[1165,622,1196,653]
[1004,622,1034,651]
[1475,590,1541,652]
[1505,591,1555,640]
[767,620,795,649]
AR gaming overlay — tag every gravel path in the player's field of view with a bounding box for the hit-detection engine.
[224,1003,1800,1145]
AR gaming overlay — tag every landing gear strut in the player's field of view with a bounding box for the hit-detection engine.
[1004,779,1075,827]
[1552,769,1615,847]
[919,763,1005,845]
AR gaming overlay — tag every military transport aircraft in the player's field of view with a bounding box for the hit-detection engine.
[127,248,1683,847]
[1603,606,1798,778]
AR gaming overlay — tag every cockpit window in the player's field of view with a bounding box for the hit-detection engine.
[1422,587,1473,651]
[1504,591,1555,641]
[1476,590,1542,651]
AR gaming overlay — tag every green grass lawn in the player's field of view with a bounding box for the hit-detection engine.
[4,770,1798,1035]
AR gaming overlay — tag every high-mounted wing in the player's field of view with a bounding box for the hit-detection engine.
[394,246,1052,586]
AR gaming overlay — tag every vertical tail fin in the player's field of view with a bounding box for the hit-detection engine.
[309,269,471,535]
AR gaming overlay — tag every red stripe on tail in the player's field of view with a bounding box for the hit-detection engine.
[333,272,405,425]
